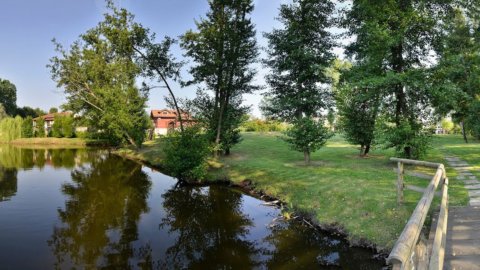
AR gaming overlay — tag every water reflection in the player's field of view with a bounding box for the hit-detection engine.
[48,155,152,269]
[0,145,90,170]
[0,145,384,269]
[0,167,17,202]
[159,187,261,269]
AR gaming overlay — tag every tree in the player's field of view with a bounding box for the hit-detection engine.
[431,8,480,143]
[282,118,332,165]
[343,0,455,158]
[0,78,17,116]
[181,0,259,156]
[49,107,58,114]
[49,2,151,147]
[22,116,34,138]
[16,106,41,118]
[35,117,46,138]
[263,0,334,163]
[0,104,7,121]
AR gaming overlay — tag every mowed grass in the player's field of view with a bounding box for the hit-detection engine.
[209,133,469,251]
[117,132,472,251]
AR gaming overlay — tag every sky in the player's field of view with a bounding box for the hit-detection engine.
[0,0,341,117]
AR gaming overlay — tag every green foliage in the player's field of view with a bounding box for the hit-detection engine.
[51,115,75,138]
[181,0,258,154]
[22,116,34,138]
[16,106,41,118]
[49,107,58,114]
[240,118,288,132]
[0,78,17,116]
[162,126,211,183]
[35,118,46,138]
[48,3,150,147]
[0,104,7,121]
[282,117,333,164]
[0,116,22,142]
[263,0,334,120]
[342,0,455,158]
[379,120,432,159]
[441,118,455,134]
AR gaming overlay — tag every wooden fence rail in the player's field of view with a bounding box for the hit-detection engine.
[387,158,449,270]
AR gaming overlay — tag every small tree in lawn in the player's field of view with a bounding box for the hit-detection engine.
[283,117,332,165]
[264,0,334,163]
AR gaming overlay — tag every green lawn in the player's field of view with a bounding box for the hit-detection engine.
[116,133,473,252]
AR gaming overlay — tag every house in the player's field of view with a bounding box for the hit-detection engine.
[33,112,72,133]
[150,109,193,135]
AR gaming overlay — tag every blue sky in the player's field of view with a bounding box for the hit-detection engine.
[0,0,338,117]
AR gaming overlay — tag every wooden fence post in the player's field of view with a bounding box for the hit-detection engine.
[397,161,404,205]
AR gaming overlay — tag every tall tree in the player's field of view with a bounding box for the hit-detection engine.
[431,8,480,143]
[181,0,258,155]
[0,78,17,116]
[343,0,455,158]
[263,0,334,164]
[49,3,152,147]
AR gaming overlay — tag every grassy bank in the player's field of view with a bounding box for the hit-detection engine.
[8,137,106,147]
[116,133,471,251]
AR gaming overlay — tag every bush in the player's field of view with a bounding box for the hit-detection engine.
[380,120,432,159]
[240,118,288,132]
[22,116,34,138]
[51,115,75,138]
[35,118,46,137]
[162,126,211,183]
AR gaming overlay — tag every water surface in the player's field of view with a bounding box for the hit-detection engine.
[0,146,384,269]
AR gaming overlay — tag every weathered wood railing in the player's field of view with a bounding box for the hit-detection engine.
[387,158,449,270]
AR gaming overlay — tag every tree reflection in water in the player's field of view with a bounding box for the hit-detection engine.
[0,167,17,202]
[48,155,152,269]
[159,186,262,269]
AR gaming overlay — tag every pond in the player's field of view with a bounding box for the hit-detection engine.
[0,146,384,269]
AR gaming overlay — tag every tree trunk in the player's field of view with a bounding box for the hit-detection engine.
[404,146,412,159]
[360,144,365,156]
[364,144,371,156]
[225,147,230,156]
[461,121,468,143]
[304,150,310,165]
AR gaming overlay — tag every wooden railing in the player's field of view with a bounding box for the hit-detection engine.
[387,158,449,270]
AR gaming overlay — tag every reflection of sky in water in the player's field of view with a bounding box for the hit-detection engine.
[0,146,384,269]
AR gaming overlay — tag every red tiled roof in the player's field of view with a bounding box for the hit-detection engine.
[150,109,191,120]
[33,112,72,121]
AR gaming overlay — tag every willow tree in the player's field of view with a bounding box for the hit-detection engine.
[49,3,152,147]
[343,0,455,158]
[181,0,258,156]
[263,0,334,164]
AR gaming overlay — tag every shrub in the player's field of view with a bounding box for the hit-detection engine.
[22,116,34,138]
[240,118,289,132]
[35,118,46,137]
[162,126,211,183]
[380,120,432,159]
[51,115,75,138]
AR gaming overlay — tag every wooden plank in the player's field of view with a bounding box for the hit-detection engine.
[429,178,448,270]
[387,166,444,267]
[398,161,404,205]
[393,168,433,180]
[390,157,441,168]
[444,255,480,270]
